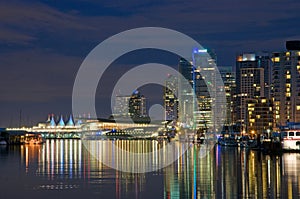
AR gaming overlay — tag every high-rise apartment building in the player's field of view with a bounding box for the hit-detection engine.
[219,66,236,128]
[178,49,216,130]
[235,53,270,132]
[247,98,273,135]
[113,95,131,118]
[129,90,147,118]
[112,90,149,123]
[164,75,178,121]
[178,58,196,127]
[272,41,300,127]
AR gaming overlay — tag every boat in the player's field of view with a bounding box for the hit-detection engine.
[281,130,300,151]
[24,133,44,144]
[218,137,238,147]
[82,127,158,140]
[0,140,7,145]
[0,135,7,145]
[239,139,258,148]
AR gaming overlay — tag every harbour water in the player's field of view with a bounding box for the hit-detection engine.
[0,139,299,199]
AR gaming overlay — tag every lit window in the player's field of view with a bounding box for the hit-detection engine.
[286,93,291,97]
[297,106,300,111]
[287,74,291,79]
[286,52,290,56]
[274,57,280,62]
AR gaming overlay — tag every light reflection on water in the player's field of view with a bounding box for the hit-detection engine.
[0,140,300,199]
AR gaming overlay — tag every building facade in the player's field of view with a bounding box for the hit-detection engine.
[272,41,300,127]
[235,53,270,133]
[247,98,273,135]
[178,49,216,130]
[129,90,147,118]
[219,66,236,128]
[164,74,178,121]
[113,95,131,118]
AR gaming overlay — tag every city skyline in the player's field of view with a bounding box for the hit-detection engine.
[2,2,300,199]
[1,0,300,127]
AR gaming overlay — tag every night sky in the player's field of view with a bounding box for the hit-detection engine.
[1,0,300,127]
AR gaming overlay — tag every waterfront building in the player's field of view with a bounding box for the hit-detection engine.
[6,114,82,139]
[235,53,271,133]
[247,98,273,135]
[272,41,300,127]
[129,90,147,118]
[113,95,131,118]
[178,58,194,127]
[218,66,236,129]
[164,74,178,121]
[178,48,217,130]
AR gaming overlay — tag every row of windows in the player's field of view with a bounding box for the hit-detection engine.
[282,132,300,137]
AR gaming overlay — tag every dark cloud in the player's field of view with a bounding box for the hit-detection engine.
[0,50,81,102]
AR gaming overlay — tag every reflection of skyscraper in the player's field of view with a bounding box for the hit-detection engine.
[164,75,178,121]
[272,41,300,126]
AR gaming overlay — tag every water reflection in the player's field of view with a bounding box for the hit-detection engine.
[83,139,191,173]
[35,139,82,180]
[1,140,300,198]
[164,145,300,198]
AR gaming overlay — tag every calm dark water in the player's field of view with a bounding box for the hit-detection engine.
[0,139,300,199]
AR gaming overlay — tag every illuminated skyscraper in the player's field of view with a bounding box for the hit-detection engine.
[129,90,147,118]
[164,75,178,121]
[178,49,216,130]
[219,66,236,128]
[272,41,300,126]
[113,95,131,118]
[235,53,268,132]
[112,90,149,123]
[247,98,273,135]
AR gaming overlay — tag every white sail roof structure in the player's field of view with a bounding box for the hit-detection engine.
[57,115,65,127]
[66,115,75,126]
[49,115,56,127]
